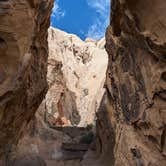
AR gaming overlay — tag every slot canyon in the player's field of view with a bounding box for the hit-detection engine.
[0,0,165,166]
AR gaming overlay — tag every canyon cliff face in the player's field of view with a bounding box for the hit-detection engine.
[12,28,108,166]
[0,0,165,166]
[0,0,53,160]
[104,0,166,165]
[43,27,108,127]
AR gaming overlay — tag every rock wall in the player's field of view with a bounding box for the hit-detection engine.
[0,0,53,159]
[105,0,166,165]
[43,27,108,127]
[8,27,108,166]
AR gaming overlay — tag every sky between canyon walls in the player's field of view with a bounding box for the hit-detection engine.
[51,0,110,40]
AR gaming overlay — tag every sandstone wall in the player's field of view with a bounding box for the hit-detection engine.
[43,27,108,127]
[105,0,166,165]
[0,0,53,158]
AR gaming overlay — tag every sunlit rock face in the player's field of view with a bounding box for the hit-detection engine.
[0,0,53,158]
[12,27,108,166]
[104,0,166,165]
[42,27,108,127]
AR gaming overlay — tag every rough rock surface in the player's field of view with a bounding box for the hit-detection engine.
[0,0,53,160]
[8,154,47,166]
[43,27,108,127]
[15,108,92,166]
[105,0,166,165]
[9,27,108,166]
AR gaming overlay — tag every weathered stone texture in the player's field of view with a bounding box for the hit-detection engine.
[105,0,166,165]
[0,0,53,158]
[44,27,108,127]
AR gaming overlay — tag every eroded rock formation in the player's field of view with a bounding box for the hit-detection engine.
[43,27,108,127]
[10,28,108,166]
[0,0,53,160]
[104,0,166,165]
[1,0,165,166]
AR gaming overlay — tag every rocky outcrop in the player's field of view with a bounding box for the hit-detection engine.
[43,27,108,127]
[105,0,166,165]
[8,154,47,166]
[10,27,108,166]
[0,0,53,160]
[14,109,93,166]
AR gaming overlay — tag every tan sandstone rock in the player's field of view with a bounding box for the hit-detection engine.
[11,27,108,166]
[43,27,108,127]
[0,0,53,161]
[103,0,166,165]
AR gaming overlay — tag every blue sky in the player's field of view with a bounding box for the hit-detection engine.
[51,0,110,40]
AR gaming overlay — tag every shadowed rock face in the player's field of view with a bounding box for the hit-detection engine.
[0,0,53,158]
[105,0,166,165]
[9,154,47,166]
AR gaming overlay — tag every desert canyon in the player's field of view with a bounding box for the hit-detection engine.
[0,0,165,166]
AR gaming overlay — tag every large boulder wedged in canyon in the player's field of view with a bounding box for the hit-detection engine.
[105,0,166,165]
[0,0,53,158]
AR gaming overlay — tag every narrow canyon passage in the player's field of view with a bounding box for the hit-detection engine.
[16,27,109,166]
[0,0,165,166]
[0,0,109,165]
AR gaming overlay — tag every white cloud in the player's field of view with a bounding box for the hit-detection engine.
[86,0,110,40]
[52,0,65,21]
